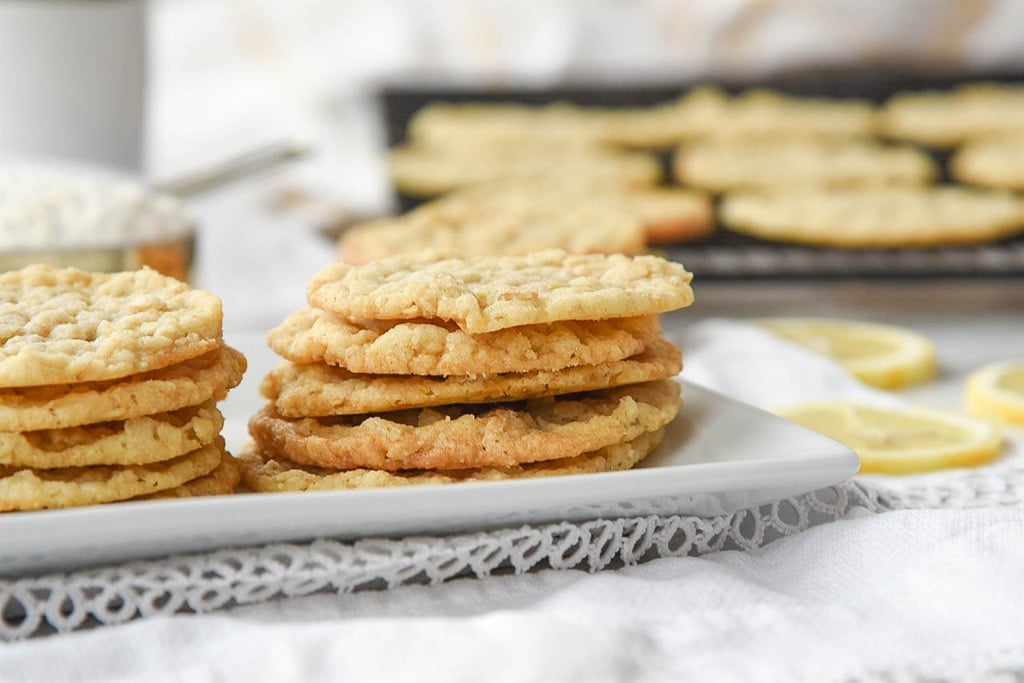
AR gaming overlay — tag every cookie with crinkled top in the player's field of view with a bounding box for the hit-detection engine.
[0,265,222,387]
[338,183,711,262]
[720,186,1024,248]
[339,204,646,264]
[0,345,246,432]
[389,144,662,198]
[307,250,694,334]
[425,181,713,244]
[0,402,223,469]
[261,339,682,417]
[248,379,679,471]
[268,307,661,376]
[698,89,876,141]
[407,101,615,149]
[674,139,936,192]
[880,82,1024,148]
[0,440,223,511]
[951,135,1024,191]
[238,427,665,492]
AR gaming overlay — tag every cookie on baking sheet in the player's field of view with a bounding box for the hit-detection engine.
[0,265,223,388]
[261,339,682,417]
[0,440,223,512]
[307,250,694,334]
[138,453,240,500]
[880,83,1024,148]
[415,181,714,244]
[388,144,662,198]
[248,379,680,471]
[719,186,1024,248]
[0,402,223,469]
[238,427,666,492]
[268,308,661,377]
[592,88,732,149]
[0,346,246,432]
[407,98,710,151]
[338,203,647,264]
[674,139,937,193]
[407,101,614,149]
[951,135,1024,191]
[404,88,872,149]
[693,89,877,141]
[621,187,715,244]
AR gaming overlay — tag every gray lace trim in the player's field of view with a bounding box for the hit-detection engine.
[5,465,1023,640]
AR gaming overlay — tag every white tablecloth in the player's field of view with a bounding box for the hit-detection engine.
[3,507,1022,682]
[2,213,1022,679]
[3,1,1024,670]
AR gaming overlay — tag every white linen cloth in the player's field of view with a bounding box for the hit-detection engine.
[2,507,1023,683]
[2,318,1022,682]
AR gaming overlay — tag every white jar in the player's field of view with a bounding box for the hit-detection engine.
[0,0,146,172]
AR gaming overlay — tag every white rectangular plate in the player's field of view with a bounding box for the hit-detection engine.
[0,335,858,576]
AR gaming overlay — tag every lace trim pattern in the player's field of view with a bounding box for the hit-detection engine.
[869,464,1024,510]
[2,480,896,639]
[5,463,1024,641]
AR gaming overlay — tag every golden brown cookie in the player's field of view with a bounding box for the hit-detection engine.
[138,453,240,500]
[879,82,1024,148]
[674,139,937,192]
[0,346,246,432]
[700,89,876,141]
[0,265,223,387]
[406,98,714,150]
[307,250,695,334]
[267,307,661,376]
[593,89,731,149]
[338,203,646,263]
[950,135,1024,191]
[0,402,223,469]
[0,440,223,511]
[621,187,715,243]
[238,427,666,492]
[407,101,615,149]
[405,87,872,149]
[659,87,876,142]
[404,181,715,245]
[248,379,680,471]
[719,186,1024,248]
[388,143,662,197]
[261,339,682,417]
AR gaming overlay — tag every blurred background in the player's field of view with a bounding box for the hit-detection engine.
[146,0,1024,211]
[1,0,1023,330]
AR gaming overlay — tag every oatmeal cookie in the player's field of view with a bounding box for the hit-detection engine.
[238,427,665,492]
[307,250,694,334]
[261,339,682,417]
[248,379,680,471]
[0,265,222,387]
[267,308,661,376]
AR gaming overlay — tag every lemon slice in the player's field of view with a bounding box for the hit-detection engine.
[774,400,1002,474]
[754,317,937,389]
[965,360,1024,425]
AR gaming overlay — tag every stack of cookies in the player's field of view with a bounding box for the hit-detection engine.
[240,250,694,492]
[0,265,246,512]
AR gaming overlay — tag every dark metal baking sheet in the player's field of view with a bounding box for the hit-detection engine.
[377,67,1024,280]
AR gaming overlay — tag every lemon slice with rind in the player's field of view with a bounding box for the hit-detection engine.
[755,317,937,389]
[965,361,1024,425]
[774,400,1002,474]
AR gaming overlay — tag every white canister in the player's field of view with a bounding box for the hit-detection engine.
[0,0,146,172]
